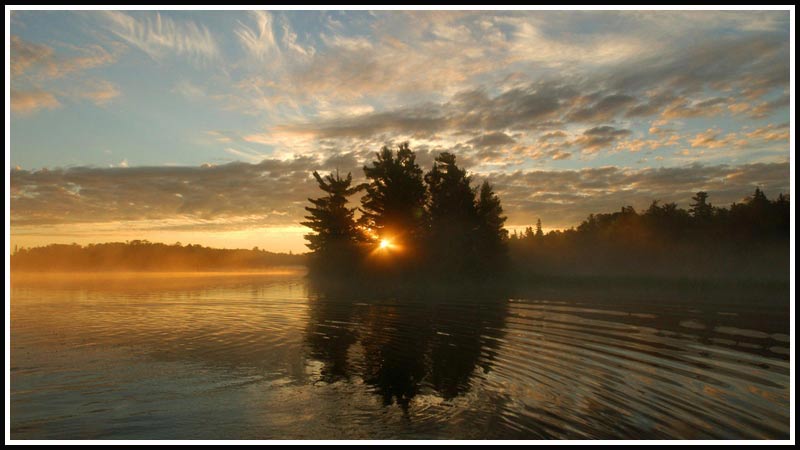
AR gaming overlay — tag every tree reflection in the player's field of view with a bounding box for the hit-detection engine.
[304,280,509,411]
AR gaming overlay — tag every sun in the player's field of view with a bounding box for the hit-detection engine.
[379,239,392,249]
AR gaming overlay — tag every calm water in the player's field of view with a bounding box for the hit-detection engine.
[10,270,790,440]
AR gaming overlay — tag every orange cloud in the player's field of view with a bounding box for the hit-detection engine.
[11,90,61,114]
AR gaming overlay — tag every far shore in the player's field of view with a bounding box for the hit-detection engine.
[9,267,308,283]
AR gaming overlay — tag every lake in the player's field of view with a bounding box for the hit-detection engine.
[9,270,790,440]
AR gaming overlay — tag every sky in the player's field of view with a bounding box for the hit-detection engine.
[8,8,793,253]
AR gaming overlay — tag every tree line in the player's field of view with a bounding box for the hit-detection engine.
[302,143,509,280]
[509,188,790,280]
[11,240,305,272]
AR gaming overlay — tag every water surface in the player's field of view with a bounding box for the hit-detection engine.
[10,271,790,439]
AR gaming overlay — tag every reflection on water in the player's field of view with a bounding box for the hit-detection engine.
[305,280,508,411]
[10,271,790,439]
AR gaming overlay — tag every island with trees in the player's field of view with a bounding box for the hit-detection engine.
[302,143,509,284]
[303,143,789,285]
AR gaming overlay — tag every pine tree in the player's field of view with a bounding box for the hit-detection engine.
[689,191,713,220]
[301,171,364,254]
[425,152,479,273]
[475,180,509,272]
[360,143,428,244]
[426,153,477,232]
[524,226,534,240]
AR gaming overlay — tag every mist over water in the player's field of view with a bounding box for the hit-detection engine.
[10,271,789,440]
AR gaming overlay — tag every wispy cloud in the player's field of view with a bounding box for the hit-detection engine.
[11,35,121,80]
[11,34,123,114]
[70,79,122,106]
[172,80,207,100]
[100,11,220,64]
[235,11,280,60]
[11,89,61,115]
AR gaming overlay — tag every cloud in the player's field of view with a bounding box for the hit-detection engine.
[615,138,663,153]
[100,11,220,64]
[10,157,329,227]
[745,123,790,142]
[466,132,516,148]
[11,90,62,114]
[11,35,55,77]
[607,33,789,96]
[624,91,677,118]
[566,93,636,123]
[235,11,280,60]
[274,82,574,141]
[538,130,567,142]
[574,126,632,153]
[210,10,789,171]
[748,93,790,119]
[689,128,739,149]
[11,35,120,80]
[487,161,790,228]
[499,14,653,68]
[11,35,123,115]
[71,79,122,106]
[230,11,623,110]
[660,96,730,119]
[172,80,206,99]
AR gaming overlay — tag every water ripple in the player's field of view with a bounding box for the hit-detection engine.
[10,273,790,439]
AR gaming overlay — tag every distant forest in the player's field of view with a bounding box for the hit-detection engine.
[510,188,789,281]
[10,241,305,272]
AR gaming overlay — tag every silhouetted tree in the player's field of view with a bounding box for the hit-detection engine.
[689,191,713,221]
[524,226,535,239]
[425,152,479,273]
[475,180,509,273]
[301,171,364,271]
[643,200,690,238]
[360,143,428,246]
[535,219,544,238]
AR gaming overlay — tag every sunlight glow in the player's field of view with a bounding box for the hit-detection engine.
[379,239,392,249]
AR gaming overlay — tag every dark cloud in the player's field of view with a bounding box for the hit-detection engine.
[276,82,577,140]
[11,158,325,227]
[607,33,789,95]
[466,132,516,148]
[574,126,632,152]
[566,93,636,122]
[748,93,790,119]
[276,104,449,139]
[624,91,678,118]
[485,161,789,227]
[661,96,730,119]
[538,130,568,142]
